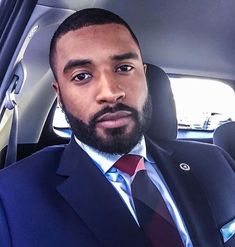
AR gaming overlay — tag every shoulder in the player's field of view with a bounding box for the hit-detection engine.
[166,140,234,162]
[0,144,66,182]
[147,137,235,171]
[153,138,227,155]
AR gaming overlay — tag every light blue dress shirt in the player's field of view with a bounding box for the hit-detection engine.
[75,136,193,247]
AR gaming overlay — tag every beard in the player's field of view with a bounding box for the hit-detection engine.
[60,95,152,154]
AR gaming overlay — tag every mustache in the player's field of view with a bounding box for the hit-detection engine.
[90,103,139,125]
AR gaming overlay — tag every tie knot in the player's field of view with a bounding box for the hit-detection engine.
[114,154,144,176]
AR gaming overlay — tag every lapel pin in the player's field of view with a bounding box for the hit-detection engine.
[179,163,190,171]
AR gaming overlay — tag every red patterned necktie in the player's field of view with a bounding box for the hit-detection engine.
[114,154,184,247]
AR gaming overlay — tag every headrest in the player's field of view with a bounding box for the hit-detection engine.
[213,121,235,160]
[145,64,177,141]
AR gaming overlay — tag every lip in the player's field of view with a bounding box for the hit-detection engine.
[96,110,133,129]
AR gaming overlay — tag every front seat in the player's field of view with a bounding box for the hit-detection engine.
[145,63,177,141]
[213,121,235,160]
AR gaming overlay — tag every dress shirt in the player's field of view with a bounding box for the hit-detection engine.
[75,136,193,247]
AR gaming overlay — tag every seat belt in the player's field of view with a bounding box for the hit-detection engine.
[0,62,26,167]
[4,77,19,167]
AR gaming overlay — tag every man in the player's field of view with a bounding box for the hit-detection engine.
[0,8,235,247]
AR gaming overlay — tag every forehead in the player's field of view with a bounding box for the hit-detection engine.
[55,24,140,63]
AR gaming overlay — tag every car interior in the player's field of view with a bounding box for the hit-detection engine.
[0,0,235,169]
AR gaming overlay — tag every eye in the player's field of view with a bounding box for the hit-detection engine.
[72,73,92,82]
[116,65,134,73]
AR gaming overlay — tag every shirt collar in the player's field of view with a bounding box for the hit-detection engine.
[74,135,152,174]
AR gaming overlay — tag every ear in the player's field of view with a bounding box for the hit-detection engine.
[143,63,147,74]
[52,81,62,107]
[52,81,59,93]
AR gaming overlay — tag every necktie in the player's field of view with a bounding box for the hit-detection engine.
[114,154,184,247]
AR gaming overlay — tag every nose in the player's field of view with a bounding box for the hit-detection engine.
[96,72,125,104]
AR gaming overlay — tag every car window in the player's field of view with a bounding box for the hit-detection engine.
[53,106,71,138]
[169,77,235,131]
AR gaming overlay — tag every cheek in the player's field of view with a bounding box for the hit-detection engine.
[138,80,148,99]
[59,87,93,123]
[128,76,148,110]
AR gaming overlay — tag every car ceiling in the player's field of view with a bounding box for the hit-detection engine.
[37,0,235,81]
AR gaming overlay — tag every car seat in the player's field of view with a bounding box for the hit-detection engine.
[213,121,235,160]
[145,63,177,141]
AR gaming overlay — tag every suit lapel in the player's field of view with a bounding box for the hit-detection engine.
[56,137,148,247]
[145,137,223,247]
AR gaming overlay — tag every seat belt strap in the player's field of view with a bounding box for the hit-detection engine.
[3,74,19,167]
[4,104,18,167]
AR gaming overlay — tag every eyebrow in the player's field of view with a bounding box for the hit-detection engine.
[111,52,139,61]
[63,59,91,74]
[62,52,139,74]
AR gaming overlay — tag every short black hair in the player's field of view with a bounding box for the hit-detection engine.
[49,8,140,80]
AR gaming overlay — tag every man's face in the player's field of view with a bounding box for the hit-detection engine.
[53,23,151,154]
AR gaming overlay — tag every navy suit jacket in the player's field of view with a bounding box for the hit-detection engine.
[0,136,235,247]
